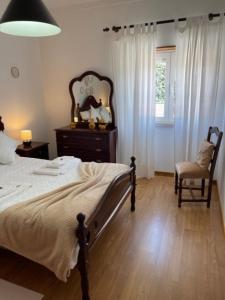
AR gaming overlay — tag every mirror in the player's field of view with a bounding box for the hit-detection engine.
[73,75,110,107]
[69,71,115,128]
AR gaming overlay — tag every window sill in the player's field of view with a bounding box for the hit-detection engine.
[155,121,174,127]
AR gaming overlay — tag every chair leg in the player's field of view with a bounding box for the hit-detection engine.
[175,171,178,194]
[201,179,205,197]
[207,179,213,208]
[178,178,183,208]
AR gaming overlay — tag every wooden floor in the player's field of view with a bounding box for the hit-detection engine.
[1,176,225,300]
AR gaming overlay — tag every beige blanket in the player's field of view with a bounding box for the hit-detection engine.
[0,162,129,281]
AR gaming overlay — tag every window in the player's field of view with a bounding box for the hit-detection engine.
[155,47,175,124]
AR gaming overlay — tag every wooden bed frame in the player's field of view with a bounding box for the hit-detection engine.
[0,116,136,300]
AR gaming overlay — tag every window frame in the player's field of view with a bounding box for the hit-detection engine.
[155,46,176,125]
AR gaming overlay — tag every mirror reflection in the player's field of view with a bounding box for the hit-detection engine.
[72,75,111,108]
[70,71,115,127]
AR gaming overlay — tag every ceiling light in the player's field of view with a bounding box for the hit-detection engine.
[0,0,61,37]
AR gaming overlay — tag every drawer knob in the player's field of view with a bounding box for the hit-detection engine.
[62,135,68,139]
[96,148,102,152]
[95,138,102,141]
[63,146,69,149]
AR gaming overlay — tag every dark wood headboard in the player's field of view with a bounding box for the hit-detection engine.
[0,116,4,131]
[79,95,102,112]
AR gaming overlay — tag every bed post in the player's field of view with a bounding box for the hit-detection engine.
[130,156,136,212]
[76,213,91,300]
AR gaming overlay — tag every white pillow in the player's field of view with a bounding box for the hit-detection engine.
[99,107,112,123]
[0,132,20,164]
[80,110,91,121]
[90,106,101,122]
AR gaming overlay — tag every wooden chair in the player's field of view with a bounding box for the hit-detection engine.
[175,127,223,208]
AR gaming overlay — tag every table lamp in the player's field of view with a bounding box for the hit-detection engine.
[20,130,32,147]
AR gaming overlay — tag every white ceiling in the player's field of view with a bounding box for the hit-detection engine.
[45,0,141,9]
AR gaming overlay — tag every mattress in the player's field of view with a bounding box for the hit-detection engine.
[0,156,81,213]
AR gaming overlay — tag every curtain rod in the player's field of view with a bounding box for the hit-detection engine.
[103,13,225,32]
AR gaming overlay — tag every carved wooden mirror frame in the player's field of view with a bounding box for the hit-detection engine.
[69,71,115,128]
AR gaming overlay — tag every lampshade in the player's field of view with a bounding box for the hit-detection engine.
[0,0,61,37]
[20,130,32,142]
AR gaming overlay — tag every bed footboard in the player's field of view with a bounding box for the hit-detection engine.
[76,157,136,300]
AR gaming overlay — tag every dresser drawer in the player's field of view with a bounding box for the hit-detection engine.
[57,132,107,149]
[57,142,107,153]
[30,147,49,159]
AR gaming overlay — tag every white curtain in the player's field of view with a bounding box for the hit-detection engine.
[214,18,225,203]
[174,15,225,163]
[112,25,156,178]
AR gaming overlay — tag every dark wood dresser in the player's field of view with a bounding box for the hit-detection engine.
[55,127,117,163]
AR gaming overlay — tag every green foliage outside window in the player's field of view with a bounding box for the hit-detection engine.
[156,62,166,104]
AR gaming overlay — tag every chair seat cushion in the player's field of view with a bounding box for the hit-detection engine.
[175,161,210,179]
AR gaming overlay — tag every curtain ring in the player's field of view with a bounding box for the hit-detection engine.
[176,18,188,33]
[152,22,157,32]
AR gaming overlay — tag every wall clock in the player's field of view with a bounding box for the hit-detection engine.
[11,66,20,78]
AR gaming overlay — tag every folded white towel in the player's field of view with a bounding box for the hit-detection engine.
[33,157,82,176]
[55,156,75,161]
[44,161,65,169]
[55,156,81,164]
[33,168,65,176]
[43,157,81,170]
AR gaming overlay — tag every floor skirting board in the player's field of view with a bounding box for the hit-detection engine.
[155,171,174,177]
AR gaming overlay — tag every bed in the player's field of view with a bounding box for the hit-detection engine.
[0,116,136,300]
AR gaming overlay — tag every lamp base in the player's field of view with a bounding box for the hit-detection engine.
[70,122,76,129]
[23,141,32,147]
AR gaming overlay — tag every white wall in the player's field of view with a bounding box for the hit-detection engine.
[0,0,48,142]
[0,34,48,142]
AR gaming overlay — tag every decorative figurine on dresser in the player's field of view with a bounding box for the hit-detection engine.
[55,71,117,163]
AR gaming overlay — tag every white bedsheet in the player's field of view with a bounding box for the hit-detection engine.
[0,156,81,213]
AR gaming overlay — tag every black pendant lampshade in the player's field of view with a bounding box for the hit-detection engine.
[0,0,61,37]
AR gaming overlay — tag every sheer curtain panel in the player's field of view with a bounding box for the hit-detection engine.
[112,25,156,178]
[174,15,225,163]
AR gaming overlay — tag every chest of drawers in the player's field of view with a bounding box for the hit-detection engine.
[55,127,117,163]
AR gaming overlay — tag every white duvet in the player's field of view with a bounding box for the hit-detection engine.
[0,156,81,213]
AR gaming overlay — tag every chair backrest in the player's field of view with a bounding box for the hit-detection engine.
[207,126,223,178]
